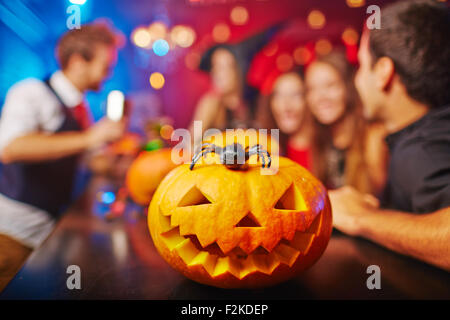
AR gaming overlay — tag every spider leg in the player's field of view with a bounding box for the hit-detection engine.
[247,145,264,155]
[193,143,221,160]
[246,147,258,157]
[246,146,259,164]
[249,145,265,155]
[258,150,272,168]
[244,145,251,162]
[214,145,223,156]
[247,145,272,168]
[195,143,215,153]
[190,147,215,170]
[259,150,266,168]
[202,142,214,148]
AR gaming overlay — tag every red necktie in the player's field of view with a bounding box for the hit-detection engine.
[70,101,91,131]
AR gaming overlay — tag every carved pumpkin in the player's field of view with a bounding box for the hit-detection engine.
[148,156,332,288]
[126,148,179,205]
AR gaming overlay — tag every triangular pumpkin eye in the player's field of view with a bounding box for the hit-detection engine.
[274,183,308,211]
[236,212,262,228]
[178,186,212,207]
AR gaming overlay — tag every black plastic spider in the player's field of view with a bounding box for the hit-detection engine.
[190,142,272,170]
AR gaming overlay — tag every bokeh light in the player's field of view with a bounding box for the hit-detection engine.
[230,6,249,25]
[293,46,312,65]
[212,23,231,43]
[148,22,167,39]
[144,139,164,151]
[263,43,278,57]
[132,27,152,48]
[342,27,359,45]
[170,25,196,48]
[106,90,125,122]
[276,53,294,72]
[152,39,170,56]
[101,192,116,205]
[315,39,333,56]
[307,10,326,29]
[346,0,366,8]
[160,124,174,140]
[149,72,165,89]
[69,0,87,4]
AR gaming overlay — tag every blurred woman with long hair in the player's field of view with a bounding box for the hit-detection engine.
[263,69,314,169]
[305,51,387,195]
[189,46,249,139]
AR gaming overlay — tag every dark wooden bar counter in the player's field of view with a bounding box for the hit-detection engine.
[1,177,449,300]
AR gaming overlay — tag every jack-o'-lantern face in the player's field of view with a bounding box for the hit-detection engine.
[148,157,332,288]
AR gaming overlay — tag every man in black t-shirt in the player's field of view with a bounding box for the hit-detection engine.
[330,0,450,271]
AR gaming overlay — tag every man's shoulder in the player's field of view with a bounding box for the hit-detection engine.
[420,106,450,137]
[385,107,450,212]
[389,113,450,184]
[7,78,49,97]
[393,107,450,157]
[2,77,56,115]
[393,134,449,171]
[388,117,450,213]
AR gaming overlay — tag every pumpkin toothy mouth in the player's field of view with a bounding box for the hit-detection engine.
[158,211,322,280]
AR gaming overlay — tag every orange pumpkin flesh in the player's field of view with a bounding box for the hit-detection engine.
[126,148,179,206]
[148,157,332,288]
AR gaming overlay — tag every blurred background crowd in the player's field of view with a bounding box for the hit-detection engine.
[0,0,449,291]
[0,0,394,193]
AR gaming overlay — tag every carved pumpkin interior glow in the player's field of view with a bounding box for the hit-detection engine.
[148,156,332,288]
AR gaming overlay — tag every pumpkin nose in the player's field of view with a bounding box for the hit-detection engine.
[235,212,262,228]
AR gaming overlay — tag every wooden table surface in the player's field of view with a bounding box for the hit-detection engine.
[1,176,449,300]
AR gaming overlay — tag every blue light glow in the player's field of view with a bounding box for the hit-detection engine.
[69,0,87,5]
[102,191,116,204]
[152,39,169,56]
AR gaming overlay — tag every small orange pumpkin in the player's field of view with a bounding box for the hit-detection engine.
[126,148,180,205]
[148,155,332,288]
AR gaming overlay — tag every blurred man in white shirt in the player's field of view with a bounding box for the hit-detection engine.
[0,23,126,291]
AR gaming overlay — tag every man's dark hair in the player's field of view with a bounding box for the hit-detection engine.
[369,0,450,108]
[57,22,118,69]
